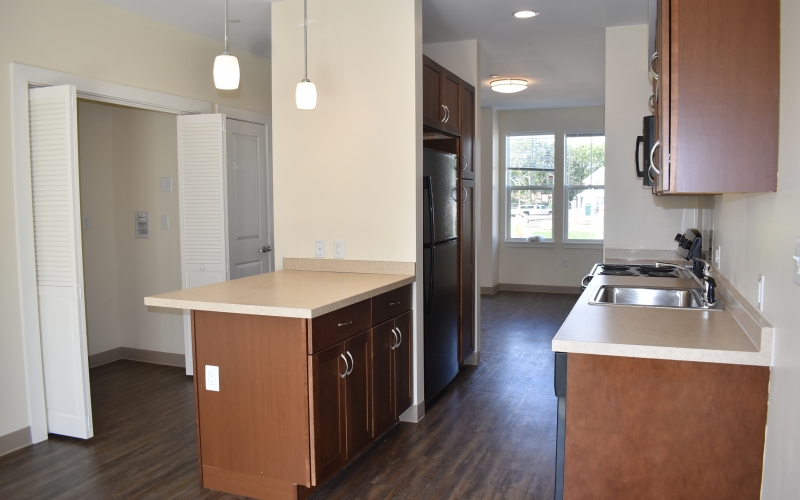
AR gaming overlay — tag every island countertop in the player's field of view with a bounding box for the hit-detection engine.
[551,270,773,366]
[144,269,415,319]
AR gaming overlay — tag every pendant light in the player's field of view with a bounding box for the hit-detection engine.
[296,0,317,110]
[214,0,240,90]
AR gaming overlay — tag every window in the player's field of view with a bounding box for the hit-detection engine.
[565,134,605,241]
[506,134,555,241]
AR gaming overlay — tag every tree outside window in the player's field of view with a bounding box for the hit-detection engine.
[506,134,555,241]
[565,135,605,241]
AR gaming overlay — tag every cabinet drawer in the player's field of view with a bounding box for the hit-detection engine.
[372,284,412,326]
[309,299,371,354]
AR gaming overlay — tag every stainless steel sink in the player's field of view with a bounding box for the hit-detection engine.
[589,286,724,310]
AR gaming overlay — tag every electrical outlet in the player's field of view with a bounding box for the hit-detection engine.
[205,365,219,392]
[794,238,800,286]
[315,240,326,258]
[562,259,568,267]
[334,240,345,259]
[161,215,169,230]
[82,216,90,230]
[756,274,765,311]
[715,246,721,267]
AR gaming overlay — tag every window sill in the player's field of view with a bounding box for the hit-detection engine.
[504,241,556,248]
[563,241,603,249]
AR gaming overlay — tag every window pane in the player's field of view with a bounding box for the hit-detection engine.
[510,189,553,240]
[567,188,604,240]
[508,135,555,170]
[508,169,554,187]
[566,135,605,186]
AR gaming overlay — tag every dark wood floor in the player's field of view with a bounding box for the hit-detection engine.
[0,291,578,500]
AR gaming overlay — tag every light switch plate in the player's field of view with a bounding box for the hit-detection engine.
[334,240,345,259]
[794,238,800,286]
[160,177,173,192]
[161,215,169,230]
[205,365,219,392]
[757,274,765,311]
[82,216,90,230]
[315,240,326,258]
[562,259,568,267]
[715,246,721,267]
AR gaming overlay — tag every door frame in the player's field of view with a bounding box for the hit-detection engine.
[11,63,212,444]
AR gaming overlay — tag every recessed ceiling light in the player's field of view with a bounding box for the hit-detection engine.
[228,19,240,23]
[490,79,528,93]
[513,10,539,19]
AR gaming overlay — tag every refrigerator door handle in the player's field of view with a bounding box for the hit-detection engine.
[426,245,435,314]
[423,176,435,243]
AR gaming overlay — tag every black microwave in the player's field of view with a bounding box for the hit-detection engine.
[635,115,655,187]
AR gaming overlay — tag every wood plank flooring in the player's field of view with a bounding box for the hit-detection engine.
[0,291,577,500]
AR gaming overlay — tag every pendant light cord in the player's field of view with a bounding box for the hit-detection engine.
[303,0,309,81]
[224,0,229,55]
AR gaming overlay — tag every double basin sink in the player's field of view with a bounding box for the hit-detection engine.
[589,286,723,311]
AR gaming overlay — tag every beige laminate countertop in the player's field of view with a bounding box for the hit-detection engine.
[144,270,415,319]
[552,270,774,366]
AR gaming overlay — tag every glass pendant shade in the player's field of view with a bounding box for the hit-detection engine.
[214,54,240,90]
[296,80,317,110]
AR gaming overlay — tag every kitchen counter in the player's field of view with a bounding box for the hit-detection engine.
[144,269,415,318]
[552,269,773,366]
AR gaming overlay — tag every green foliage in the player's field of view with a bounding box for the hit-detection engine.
[566,141,604,186]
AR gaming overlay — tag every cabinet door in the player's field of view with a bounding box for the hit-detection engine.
[654,0,671,194]
[442,71,461,136]
[344,331,372,460]
[393,311,413,418]
[459,82,475,179]
[309,342,347,484]
[458,180,475,362]
[371,322,394,438]
[423,56,445,130]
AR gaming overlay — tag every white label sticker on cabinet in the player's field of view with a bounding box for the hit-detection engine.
[205,365,219,391]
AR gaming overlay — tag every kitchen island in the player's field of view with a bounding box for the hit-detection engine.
[145,268,416,500]
[552,268,772,499]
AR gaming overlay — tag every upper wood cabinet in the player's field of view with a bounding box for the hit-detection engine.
[651,0,779,194]
[460,83,475,180]
[423,55,463,137]
[458,180,475,362]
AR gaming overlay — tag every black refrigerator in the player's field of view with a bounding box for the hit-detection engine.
[422,148,460,401]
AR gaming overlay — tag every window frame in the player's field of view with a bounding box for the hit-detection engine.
[563,131,605,245]
[504,132,556,243]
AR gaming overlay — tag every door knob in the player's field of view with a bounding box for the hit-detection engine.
[259,245,272,253]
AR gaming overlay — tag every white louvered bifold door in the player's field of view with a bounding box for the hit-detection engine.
[29,85,93,439]
[177,114,228,375]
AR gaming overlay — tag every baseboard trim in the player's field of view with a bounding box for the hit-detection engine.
[464,350,480,366]
[480,284,500,295]
[499,283,582,295]
[88,347,185,368]
[0,427,32,458]
[399,400,425,423]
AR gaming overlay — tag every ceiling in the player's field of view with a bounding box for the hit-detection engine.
[98,0,274,59]
[99,0,647,110]
[423,0,648,109]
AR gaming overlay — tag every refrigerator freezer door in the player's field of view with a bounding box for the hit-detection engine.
[423,239,459,401]
[423,148,458,244]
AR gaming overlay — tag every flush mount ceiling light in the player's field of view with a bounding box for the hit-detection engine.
[213,0,240,90]
[490,79,528,93]
[296,0,317,110]
[513,10,539,18]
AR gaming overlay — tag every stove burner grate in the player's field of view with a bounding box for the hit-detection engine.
[637,265,674,272]
[600,264,631,271]
[644,271,677,278]
[599,270,636,276]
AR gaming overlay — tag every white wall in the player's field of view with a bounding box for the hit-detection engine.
[1,0,271,441]
[479,107,500,290]
[271,0,423,403]
[497,107,605,287]
[715,0,800,495]
[604,25,713,255]
[78,102,183,357]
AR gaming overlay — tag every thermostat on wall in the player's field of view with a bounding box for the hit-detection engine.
[135,211,150,239]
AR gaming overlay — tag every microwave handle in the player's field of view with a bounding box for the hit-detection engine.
[635,135,644,178]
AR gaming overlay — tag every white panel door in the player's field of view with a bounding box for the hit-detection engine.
[177,114,228,375]
[226,118,272,279]
[28,85,93,439]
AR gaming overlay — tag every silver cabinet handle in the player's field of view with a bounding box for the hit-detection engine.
[462,155,467,171]
[648,93,655,113]
[648,140,661,184]
[650,52,659,81]
[462,187,468,203]
[444,105,450,123]
[337,319,353,327]
[389,301,401,306]
[397,327,402,347]
[391,328,399,350]
[440,104,446,123]
[259,245,272,253]
[346,351,354,376]
[339,353,349,378]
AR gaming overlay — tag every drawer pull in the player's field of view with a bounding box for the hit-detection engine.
[391,328,399,350]
[389,301,401,306]
[339,353,349,378]
[337,319,353,327]
[346,351,354,376]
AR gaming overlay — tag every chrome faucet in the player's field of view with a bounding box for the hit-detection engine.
[692,259,717,307]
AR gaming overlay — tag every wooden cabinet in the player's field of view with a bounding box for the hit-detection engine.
[393,311,413,418]
[458,180,475,362]
[459,83,475,180]
[651,0,778,194]
[309,342,347,484]
[422,55,462,137]
[370,310,414,438]
[343,331,371,461]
